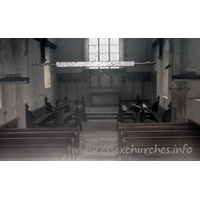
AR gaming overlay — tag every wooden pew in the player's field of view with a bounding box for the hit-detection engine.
[0,118,18,128]
[122,134,200,161]
[51,102,68,127]
[116,121,195,132]
[118,95,172,123]
[117,122,200,161]
[0,138,74,161]
[55,96,73,124]
[26,97,54,128]
[0,127,80,149]
[0,127,80,161]
[118,122,194,126]
[119,127,200,149]
[117,104,128,123]
[26,96,74,128]
[118,122,200,146]
[117,122,200,147]
[117,95,156,124]
[73,96,87,131]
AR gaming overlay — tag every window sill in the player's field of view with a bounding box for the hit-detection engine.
[193,99,200,102]
[162,96,168,99]
[45,87,51,89]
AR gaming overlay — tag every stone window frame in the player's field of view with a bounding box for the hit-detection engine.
[44,65,51,89]
[44,48,51,89]
[0,85,2,110]
[162,39,170,99]
[84,38,124,62]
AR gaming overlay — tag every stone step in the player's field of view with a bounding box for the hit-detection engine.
[86,112,118,115]
[86,115,133,120]
[71,113,154,121]
[87,115,117,119]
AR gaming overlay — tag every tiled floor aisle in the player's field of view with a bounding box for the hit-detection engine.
[79,119,119,161]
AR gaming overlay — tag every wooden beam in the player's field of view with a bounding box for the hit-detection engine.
[152,38,164,58]
[33,38,57,63]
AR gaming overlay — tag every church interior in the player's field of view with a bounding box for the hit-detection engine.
[1,38,200,161]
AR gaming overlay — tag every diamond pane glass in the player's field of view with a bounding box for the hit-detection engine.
[89,38,98,45]
[0,86,1,109]
[100,53,109,61]
[110,53,119,61]
[110,38,119,45]
[88,38,120,61]
[89,45,98,54]
[99,45,109,53]
[89,53,98,61]
[110,45,119,53]
[99,38,108,45]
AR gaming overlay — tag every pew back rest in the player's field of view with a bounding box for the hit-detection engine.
[0,118,18,128]
[150,105,166,122]
[118,122,195,128]
[26,104,53,128]
[0,128,79,160]
[117,123,200,147]
[120,130,200,148]
[0,127,80,148]
[32,106,47,119]
[158,105,166,114]
[53,103,67,125]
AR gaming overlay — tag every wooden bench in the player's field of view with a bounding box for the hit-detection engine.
[117,122,199,146]
[52,102,69,127]
[26,96,74,128]
[26,97,54,128]
[72,96,87,131]
[0,118,18,128]
[34,112,53,126]
[0,130,78,161]
[117,122,200,161]
[0,137,74,161]
[150,105,167,122]
[63,112,72,121]
[123,136,200,161]
[1,127,80,149]
[117,96,155,124]
[116,119,193,130]
[121,133,200,161]
[0,127,80,161]
[55,96,73,124]
[151,96,171,122]
[47,95,87,131]
[118,125,200,149]
[117,95,172,123]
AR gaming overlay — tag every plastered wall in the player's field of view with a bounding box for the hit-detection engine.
[0,39,57,127]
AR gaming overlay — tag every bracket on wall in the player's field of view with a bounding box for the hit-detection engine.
[165,64,171,69]
[152,38,164,58]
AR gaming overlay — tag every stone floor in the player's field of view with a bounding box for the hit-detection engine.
[79,119,119,161]
[85,107,118,114]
